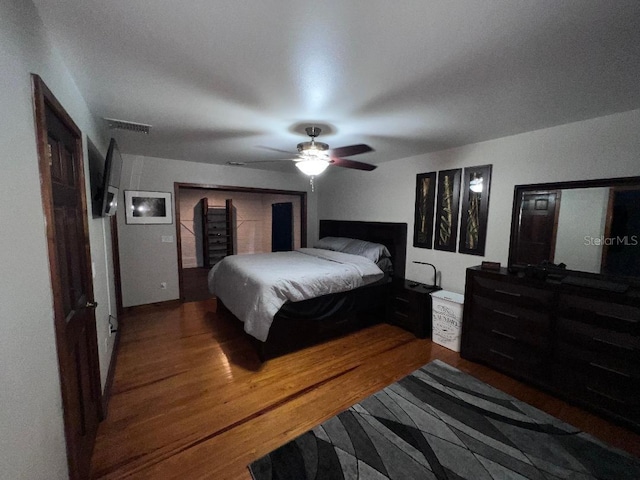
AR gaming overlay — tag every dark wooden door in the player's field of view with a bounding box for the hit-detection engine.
[602,187,640,276]
[33,75,101,480]
[272,202,293,252]
[514,191,560,265]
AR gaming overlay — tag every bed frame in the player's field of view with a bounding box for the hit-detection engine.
[235,220,408,361]
[319,220,407,279]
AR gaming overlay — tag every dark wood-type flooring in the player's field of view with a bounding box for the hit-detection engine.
[90,299,640,479]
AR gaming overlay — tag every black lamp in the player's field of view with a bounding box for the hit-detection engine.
[412,261,438,288]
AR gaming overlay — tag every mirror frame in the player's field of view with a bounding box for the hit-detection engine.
[508,175,640,281]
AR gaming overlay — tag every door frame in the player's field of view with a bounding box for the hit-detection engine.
[174,182,307,301]
[32,74,102,478]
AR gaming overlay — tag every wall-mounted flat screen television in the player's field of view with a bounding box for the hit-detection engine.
[88,140,104,218]
[89,138,123,217]
[101,138,123,216]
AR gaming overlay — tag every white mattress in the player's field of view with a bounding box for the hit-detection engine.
[208,248,384,341]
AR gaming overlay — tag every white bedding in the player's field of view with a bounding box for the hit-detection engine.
[207,248,385,342]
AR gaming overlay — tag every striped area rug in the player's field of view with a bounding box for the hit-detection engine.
[249,360,640,480]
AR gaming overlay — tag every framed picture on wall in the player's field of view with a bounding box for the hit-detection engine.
[459,164,492,256]
[413,172,437,248]
[124,190,173,225]
[434,169,461,252]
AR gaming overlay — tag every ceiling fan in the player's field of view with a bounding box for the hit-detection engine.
[229,127,376,176]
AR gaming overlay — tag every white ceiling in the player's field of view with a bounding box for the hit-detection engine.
[33,0,640,172]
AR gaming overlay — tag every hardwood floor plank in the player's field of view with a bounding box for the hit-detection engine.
[90,299,640,479]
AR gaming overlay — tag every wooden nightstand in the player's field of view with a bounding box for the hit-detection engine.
[387,278,441,338]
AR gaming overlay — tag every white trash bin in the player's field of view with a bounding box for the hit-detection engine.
[430,290,465,352]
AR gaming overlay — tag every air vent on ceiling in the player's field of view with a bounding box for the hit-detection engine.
[104,117,152,134]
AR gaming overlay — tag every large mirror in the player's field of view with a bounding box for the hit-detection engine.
[509,176,640,281]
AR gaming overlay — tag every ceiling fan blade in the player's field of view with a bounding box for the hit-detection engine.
[255,145,297,155]
[330,157,377,171]
[330,144,373,157]
[227,159,294,166]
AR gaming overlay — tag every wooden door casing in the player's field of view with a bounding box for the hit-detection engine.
[225,198,235,256]
[32,74,101,480]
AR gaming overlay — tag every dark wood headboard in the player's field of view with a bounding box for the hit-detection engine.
[319,220,407,279]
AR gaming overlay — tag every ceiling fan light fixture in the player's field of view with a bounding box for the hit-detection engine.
[295,158,330,176]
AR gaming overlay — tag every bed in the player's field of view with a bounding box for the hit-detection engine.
[209,220,407,360]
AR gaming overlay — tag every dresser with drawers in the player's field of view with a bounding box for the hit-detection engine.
[461,266,640,430]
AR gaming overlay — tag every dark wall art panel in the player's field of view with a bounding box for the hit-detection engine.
[413,172,437,249]
[459,164,492,256]
[434,169,461,252]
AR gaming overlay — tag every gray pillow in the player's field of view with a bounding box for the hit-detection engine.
[314,236,391,263]
[314,236,353,252]
[376,257,394,274]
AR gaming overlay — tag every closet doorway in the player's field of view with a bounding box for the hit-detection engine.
[175,183,307,302]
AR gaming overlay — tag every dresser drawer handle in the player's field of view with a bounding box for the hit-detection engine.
[495,289,521,298]
[395,297,410,304]
[491,329,517,340]
[589,362,631,378]
[593,337,634,351]
[394,311,409,318]
[493,309,519,320]
[489,349,514,360]
[595,311,638,324]
[586,387,630,404]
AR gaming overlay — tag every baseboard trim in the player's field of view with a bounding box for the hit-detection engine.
[100,323,122,420]
[123,299,182,314]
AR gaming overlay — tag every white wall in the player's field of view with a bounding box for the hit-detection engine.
[0,0,115,479]
[554,187,609,273]
[118,155,314,307]
[319,109,640,294]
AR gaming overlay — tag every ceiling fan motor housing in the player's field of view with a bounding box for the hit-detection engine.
[297,126,329,154]
[297,141,329,153]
